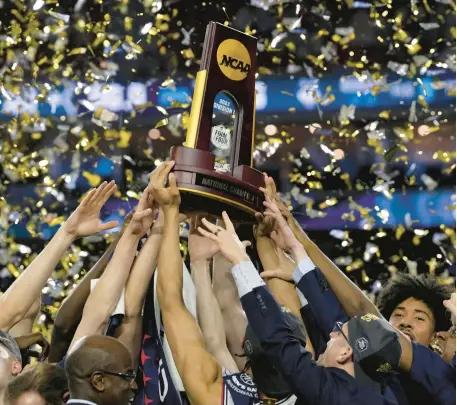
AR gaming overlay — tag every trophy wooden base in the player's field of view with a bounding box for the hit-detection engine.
[170,146,264,221]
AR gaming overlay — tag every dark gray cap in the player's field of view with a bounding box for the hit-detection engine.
[0,330,22,363]
[346,314,401,392]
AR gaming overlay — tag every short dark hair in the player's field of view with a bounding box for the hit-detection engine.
[376,273,453,332]
[5,363,68,405]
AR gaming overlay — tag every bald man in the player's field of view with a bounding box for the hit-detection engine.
[64,335,137,405]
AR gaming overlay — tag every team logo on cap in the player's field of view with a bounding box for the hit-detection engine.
[361,313,379,323]
[355,337,369,352]
[376,362,393,373]
[217,39,251,81]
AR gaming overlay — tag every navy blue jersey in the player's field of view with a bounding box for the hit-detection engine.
[222,369,260,405]
[239,282,397,405]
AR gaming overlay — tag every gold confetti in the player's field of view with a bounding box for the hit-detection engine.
[82,172,102,187]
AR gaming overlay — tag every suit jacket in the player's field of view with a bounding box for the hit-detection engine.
[239,284,397,405]
[294,265,348,340]
[292,260,453,405]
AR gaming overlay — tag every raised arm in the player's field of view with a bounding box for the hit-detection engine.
[263,175,381,319]
[189,217,239,372]
[254,213,301,319]
[213,250,248,371]
[0,181,119,332]
[198,212,335,404]
[48,229,123,363]
[69,189,155,350]
[115,211,164,368]
[8,296,41,337]
[152,162,222,405]
[254,213,315,359]
[263,194,415,372]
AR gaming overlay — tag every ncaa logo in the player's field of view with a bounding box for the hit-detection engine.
[217,39,251,81]
[355,337,369,352]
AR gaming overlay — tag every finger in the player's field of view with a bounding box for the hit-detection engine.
[259,186,270,198]
[98,181,117,206]
[270,230,280,244]
[263,197,280,213]
[100,220,120,231]
[81,188,97,206]
[137,189,150,212]
[263,199,274,209]
[263,210,276,218]
[242,240,252,248]
[443,300,454,312]
[222,211,236,233]
[266,176,277,194]
[156,161,175,186]
[168,172,178,190]
[134,208,153,221]
[202,217,218,233]
[254,212,264,223]
[260,270,292,282]
[150,161,169,183]
[198,226,219,242]
[91,181,108,204]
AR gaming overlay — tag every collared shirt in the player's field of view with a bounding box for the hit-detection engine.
[67,400,98,405]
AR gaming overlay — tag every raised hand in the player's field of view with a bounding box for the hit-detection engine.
[148,161,181,210]
[253,212,276,239]
[198,211,251,265]
[260,174,295,228]
[189,216,220,262]
[126,188,155,237]
[263,196,302,253]
[62,181,119,239]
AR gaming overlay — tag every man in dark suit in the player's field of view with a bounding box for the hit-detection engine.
[64,335,137,405]
[198,212,400,405]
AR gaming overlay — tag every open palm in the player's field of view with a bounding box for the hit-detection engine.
[189,216,220,262]
[63,181,119,238]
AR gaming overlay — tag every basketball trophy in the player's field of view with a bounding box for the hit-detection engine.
[169,22,264,220]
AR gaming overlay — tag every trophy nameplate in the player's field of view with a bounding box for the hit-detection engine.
[169,22,264,220]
